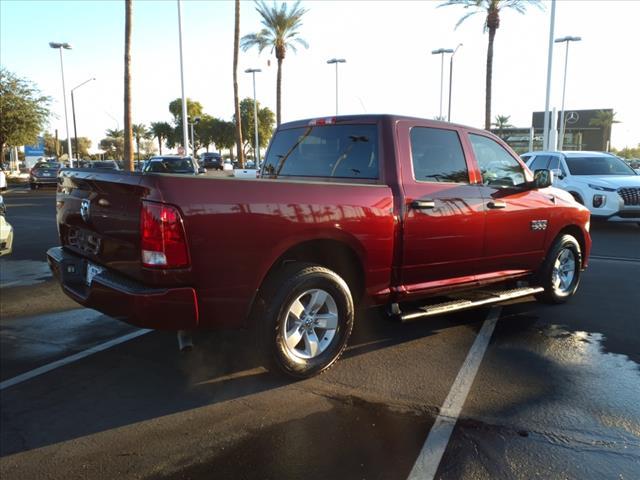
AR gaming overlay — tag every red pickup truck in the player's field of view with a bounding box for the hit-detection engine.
[48,115,591,378]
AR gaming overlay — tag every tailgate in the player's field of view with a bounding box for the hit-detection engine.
[57,169,151,283]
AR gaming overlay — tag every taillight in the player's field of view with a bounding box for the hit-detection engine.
[140,201,189,268]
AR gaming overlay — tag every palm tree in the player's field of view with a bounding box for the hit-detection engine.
[123,0,134,171]
[132,124,151,165]
[150,121,172,155]
[589,110,620,152]
[492,114,513,135]
[233,0,245,168]
[105,128,124,139]
[440,0,541,130]
[241,1,309,126]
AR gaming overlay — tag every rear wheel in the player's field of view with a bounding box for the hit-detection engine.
[260,263,354,378]
[535,234,582,304]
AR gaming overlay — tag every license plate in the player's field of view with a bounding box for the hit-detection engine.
[42,172,52,177]
[86,262,104,286]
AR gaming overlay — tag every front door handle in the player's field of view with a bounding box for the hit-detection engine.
[411,199,436,210]
[487,200,507,209]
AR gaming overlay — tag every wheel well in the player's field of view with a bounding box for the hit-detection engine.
[555,225,586,265]
[569,191,584,204]
[259,239,365,304]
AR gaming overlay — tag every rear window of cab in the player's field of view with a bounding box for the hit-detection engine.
[262,124,379,181]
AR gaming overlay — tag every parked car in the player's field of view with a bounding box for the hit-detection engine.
[200,152,223,170]
[142,156,205,175]
[522,151,640,224]
[48,115,591,378]
[88,160,121,170]
[0,165,7,191]
[0,195,13,256]
[222,159,234,171]
[29,161,61,189]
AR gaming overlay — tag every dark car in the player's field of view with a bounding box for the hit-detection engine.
[30,161,61,189]
[89,160,121,170]
[200,152,223,170]
[142,156,205,175]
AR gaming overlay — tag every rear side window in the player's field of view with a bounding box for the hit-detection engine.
[410,127,469,183]
[262,124,379,180]
[469,134,526,187]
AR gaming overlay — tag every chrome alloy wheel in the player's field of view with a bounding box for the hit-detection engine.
[281,289,339,360]
[551,247,577,295]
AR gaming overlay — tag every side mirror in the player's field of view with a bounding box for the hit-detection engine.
[533,169,553,189]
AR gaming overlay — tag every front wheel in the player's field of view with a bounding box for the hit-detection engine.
[260,263,354,379]
[535,234,582,304]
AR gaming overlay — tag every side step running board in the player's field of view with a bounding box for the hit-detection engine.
[400,286,544,322]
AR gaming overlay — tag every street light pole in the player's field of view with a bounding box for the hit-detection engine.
[555,35,581,151]
[177,0,189,155]
[431,48,454,120]
[71,77,95,160]
[542,0,557,151]
[49,42,74,167]
[447,43,463,122]
[326,58,346,116]
[245,68,262,167]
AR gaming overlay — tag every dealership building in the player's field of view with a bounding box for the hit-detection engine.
[492,109,613,154]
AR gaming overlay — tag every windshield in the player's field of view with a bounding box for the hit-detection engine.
[35,162,60,169]
[144,158,194,174]
[91,161,118,169]
[565,156,636,176]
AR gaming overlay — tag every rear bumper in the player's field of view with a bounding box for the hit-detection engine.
[47,246,199,330]
[30,177,58,185]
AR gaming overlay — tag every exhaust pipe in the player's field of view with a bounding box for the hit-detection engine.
[177,330,193,352]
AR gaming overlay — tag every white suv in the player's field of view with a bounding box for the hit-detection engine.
[521,151,640,224]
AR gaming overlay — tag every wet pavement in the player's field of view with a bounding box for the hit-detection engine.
[0,188,639,479]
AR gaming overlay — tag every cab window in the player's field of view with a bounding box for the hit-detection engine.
[469,134,526,187]
[410,127,469,183]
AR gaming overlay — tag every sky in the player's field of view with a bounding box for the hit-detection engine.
[1,0,639,154]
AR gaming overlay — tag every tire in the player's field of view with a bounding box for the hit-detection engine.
[259,263,354,379]
[535,234,582,304]
[30,183,37,190]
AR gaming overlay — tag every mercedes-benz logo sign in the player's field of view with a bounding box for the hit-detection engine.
[80,199,91,223]
[566,111,579,124]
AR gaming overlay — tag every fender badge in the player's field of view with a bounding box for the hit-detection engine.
[531,220,548,231]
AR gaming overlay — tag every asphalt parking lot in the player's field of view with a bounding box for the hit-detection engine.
[1,187,638,479]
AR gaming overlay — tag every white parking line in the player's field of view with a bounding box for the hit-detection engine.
[407,306,501,480]
[0,329,152,391]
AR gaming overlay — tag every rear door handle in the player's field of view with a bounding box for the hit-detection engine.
[411,199,436,210]
[487,200,507,209]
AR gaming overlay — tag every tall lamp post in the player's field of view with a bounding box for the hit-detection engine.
[177,0,189,154]
[49,42,74,167]
[326,58,346,116]
[71,77,95,160]
[245,68,262,167]
[431,48,454,120]
[555,35,581,151]
[447,44,463,122]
